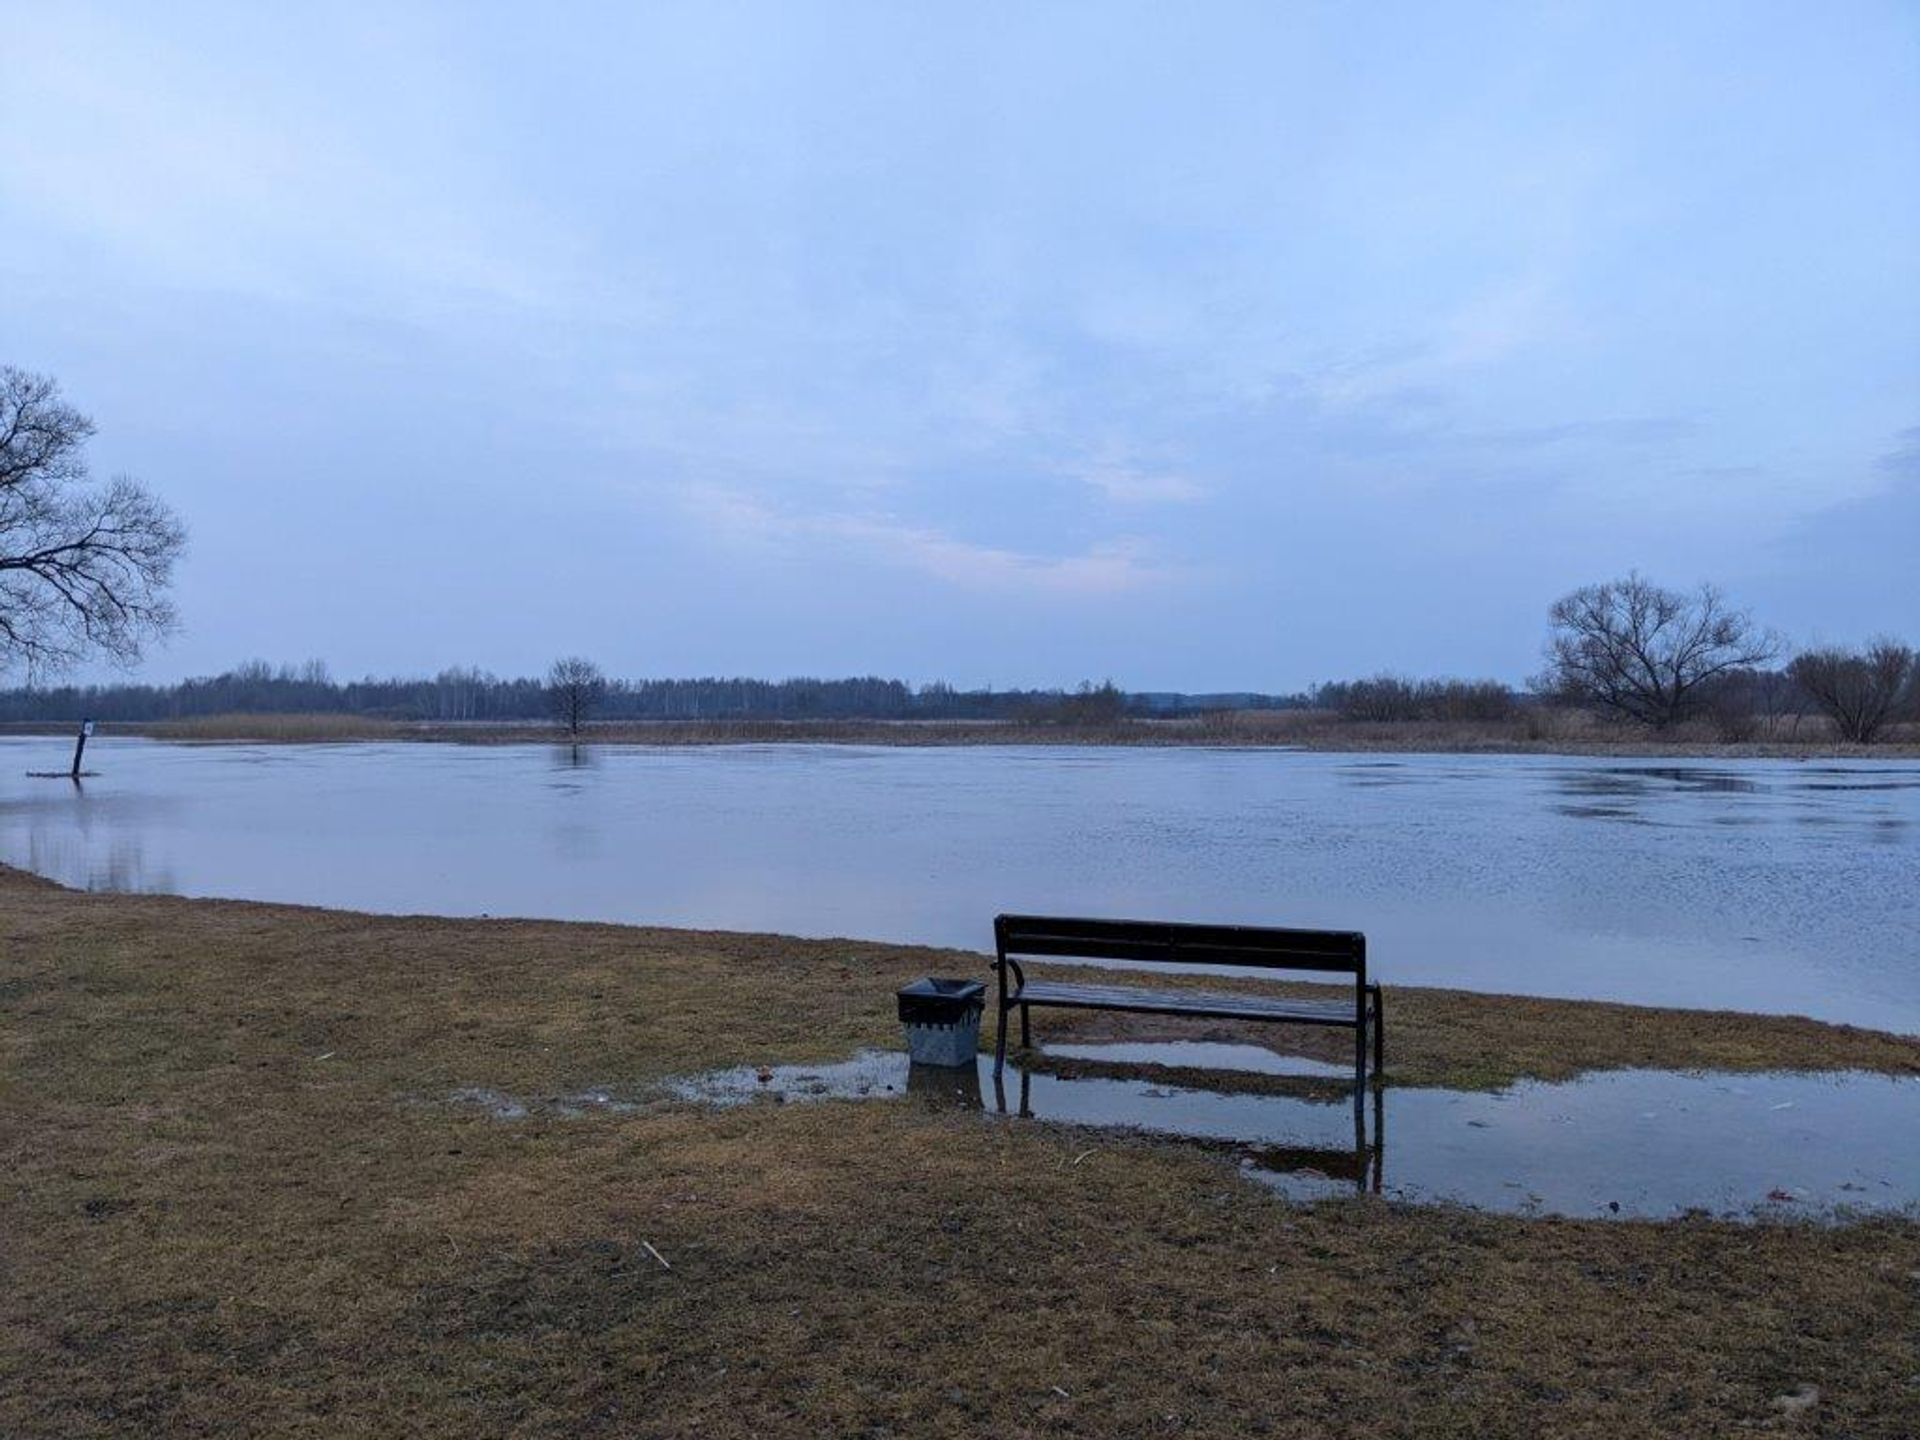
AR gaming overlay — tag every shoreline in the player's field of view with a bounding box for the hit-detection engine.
[5,862,1917,1045]
[5,863,1916,1084]
[5,713,1918,759]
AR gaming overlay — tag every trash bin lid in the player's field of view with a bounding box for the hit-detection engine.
[897,976,986,1025]
[897,977,986,1002]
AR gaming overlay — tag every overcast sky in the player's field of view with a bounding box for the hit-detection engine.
[4,1,1916,690]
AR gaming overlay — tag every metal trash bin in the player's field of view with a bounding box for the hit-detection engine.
[896,977,986,1068]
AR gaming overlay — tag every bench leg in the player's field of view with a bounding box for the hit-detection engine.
[1354,1019,1367,1091]
[994,1002,1009,1078]
[1019,1003,1030,1050]
[1371,989,1385,1079]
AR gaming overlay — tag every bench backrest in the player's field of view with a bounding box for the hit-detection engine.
[995,913,1365,980]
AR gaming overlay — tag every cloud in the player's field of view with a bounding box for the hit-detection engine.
[1295,274,1571,414]
[0,8,579,320]
[682,486,1167,597]
[1065,450,1208,505]
[1468,416,1701,449]
[1876,426,1920,479]
[1747,427,1920,639]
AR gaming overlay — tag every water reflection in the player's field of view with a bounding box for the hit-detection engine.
[664,1049,1920,1220]
[0,782,178,893]
[906,1057,985,1109]
[1552,766,1764,796]
[1041,1040,1351,1077]
[1788,766,1920,793]
[989,1065,1386,1195]
[1335,762,1420,790]
[1552,804,1649,823]
[84,840,173,894]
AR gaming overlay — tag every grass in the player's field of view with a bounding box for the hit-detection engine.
[117,712,421,741]
[6,709,1915,754]
[4,865,1918,1437]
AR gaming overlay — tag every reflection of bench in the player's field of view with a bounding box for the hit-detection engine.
[992,1065,1386,1194]
[992,914,1383,1087]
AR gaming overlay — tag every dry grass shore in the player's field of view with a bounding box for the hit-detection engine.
[4,865,1918,1437]
[6,709,1917,757]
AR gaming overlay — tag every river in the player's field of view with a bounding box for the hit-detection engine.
[3,738,1915,1031]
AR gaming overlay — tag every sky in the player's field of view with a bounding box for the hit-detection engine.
[3,1,1916,692]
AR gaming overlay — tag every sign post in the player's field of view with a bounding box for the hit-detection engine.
[71,718,95,780]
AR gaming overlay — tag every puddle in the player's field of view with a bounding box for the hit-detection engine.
[1039,1040,1351,1079]
[667,1050,912,1107]
[449,1085,642,1120]
[449,1086,531,1120]
[663,1052,1920,1222]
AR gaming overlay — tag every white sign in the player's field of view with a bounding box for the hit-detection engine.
[81,720,96,737]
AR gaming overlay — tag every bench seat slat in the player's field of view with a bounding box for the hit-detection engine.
[998,916,1365,973]
[1014,979,1363,1024]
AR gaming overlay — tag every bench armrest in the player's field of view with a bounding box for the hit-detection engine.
[992,954,1027,1002]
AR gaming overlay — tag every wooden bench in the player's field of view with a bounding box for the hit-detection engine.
[992,914,1383,1085]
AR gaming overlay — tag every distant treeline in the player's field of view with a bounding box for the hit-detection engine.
[12,657,1904,744]
[0,662,1312,724]
[1308,676,1519,723]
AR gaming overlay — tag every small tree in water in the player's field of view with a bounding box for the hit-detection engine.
[1539,574,1779,729]
[547,657,605,738]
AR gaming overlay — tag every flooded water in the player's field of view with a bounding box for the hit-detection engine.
[661,1049,1920,1221]
[3,738,1917,1030]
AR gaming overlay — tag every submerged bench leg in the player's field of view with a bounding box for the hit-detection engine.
[1369,1084,1385,1193]
[1351,1085,1366,1186]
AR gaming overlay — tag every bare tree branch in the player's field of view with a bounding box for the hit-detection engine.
[0,366,187,680]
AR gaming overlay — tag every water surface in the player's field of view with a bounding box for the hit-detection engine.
[3,738,1916,1030]
[663,1051,1920,1221]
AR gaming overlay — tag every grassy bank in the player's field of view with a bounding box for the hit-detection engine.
[4,867,1917,1437]
[6,709,1918,756]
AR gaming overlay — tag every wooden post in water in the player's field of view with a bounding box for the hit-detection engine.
[70,718,95,780]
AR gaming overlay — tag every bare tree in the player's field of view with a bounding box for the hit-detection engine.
[1787,640,1915,744]
[1540,574,1779,729]
[1,367,187,679]
[547,656,605,737]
